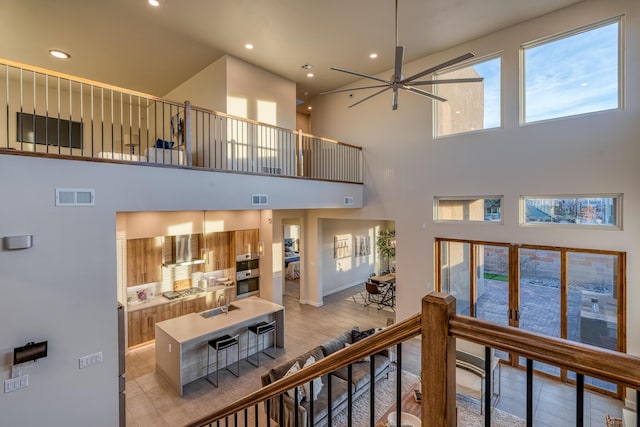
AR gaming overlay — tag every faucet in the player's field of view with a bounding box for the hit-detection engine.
[218,294,228,314]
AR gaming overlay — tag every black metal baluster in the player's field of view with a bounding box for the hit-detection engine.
[309,377,315,426]
[254,403,259,427]
[484,346,492,427]
[243,408,247,427]
[370,353,376,427]
[266,399,271,427]
[396,343,402,427]
[636,389,639,427]
[576,373,584,427]
[527,359,533,427]
[279,394,284,427]
[327,374,333,427]
[348,364,353,427]
[294,386,299,427]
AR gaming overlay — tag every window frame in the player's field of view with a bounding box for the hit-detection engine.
[519,194,622,230]
[519,16,624,125]
[432,52,503,138]
[433,195,504,224]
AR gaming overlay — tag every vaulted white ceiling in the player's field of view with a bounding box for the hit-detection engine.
[0,0,583,109]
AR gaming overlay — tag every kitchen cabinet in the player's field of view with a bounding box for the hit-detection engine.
[127,237,163,286]
[128,306,160,347]
[158,300,183,322]
[182,295,206,315]
[205,231,232,271]
[233,229,260,258]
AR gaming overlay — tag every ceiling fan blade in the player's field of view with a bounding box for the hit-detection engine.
[402,85,448,102]
[330,67,389,84]
[409,77,484,86]
[392,88,399,110]
[401,52,476,84]
[348,87,392,109]
[319,84,391,95]
[393,46,404,82]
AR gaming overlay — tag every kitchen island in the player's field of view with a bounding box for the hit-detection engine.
[155,296,285,396]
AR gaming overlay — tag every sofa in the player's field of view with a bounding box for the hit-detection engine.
[261,327,391,427]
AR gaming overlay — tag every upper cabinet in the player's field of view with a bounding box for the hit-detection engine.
[126,237,163,286]
[205,231,232,271]
[234,229,260,260]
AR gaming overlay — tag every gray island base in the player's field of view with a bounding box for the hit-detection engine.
[155,296,285,396]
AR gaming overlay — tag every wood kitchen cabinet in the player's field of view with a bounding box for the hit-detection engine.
[157,300,183,321]
[204,231,232,271]
[182,295,206,314]
[126,237,163,286]
[128,306,160,347]
[233,229,260,258]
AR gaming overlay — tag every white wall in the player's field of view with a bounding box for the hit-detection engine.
[320,219,383,296]
[164,56,227,113]
[311,0,640,366]
[0,155,362,426]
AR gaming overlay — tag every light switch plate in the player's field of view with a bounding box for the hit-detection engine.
[79,352,103,369]
[4,375,28,393]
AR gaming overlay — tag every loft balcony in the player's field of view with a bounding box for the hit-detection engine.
[0,58,363,184]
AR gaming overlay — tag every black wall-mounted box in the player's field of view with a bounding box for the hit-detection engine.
[14,341,47,365]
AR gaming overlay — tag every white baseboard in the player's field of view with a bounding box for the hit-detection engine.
[323,280,363,298]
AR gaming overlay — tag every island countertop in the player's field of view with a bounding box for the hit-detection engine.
[155,296,284,344]
[155,296,285,395]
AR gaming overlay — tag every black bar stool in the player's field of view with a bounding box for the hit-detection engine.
[206,334,240,387]
[247,320,276,367]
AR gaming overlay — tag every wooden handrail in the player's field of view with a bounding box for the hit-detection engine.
[450,314,640,389]
[184,314,422,427]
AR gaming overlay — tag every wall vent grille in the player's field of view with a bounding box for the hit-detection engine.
[252,194,268,206]
[261,166,283,175]
[56,188,95,206]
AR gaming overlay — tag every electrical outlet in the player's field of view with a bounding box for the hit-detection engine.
[79,351,103,369]
[4,375,28,393]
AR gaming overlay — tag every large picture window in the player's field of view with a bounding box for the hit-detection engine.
[521,18,621,123]
[434,55,501,137]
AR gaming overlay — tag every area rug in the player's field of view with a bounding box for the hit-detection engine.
[347,292,395,313]
[332,370,525,427]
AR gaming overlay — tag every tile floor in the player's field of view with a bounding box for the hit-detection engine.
[125,285,623,426]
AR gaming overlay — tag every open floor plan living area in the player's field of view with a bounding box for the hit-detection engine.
[1,0,639,425]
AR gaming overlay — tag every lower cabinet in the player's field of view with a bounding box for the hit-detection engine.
[182,295,206,314]
[128,298,198,348]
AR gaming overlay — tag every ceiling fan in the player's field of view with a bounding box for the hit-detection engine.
[320,0,483,110]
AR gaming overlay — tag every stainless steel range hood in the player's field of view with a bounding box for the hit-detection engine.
[162,234,205,267]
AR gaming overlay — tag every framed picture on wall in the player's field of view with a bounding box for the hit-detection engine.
[334,234,352,259]
[355,235,370,257]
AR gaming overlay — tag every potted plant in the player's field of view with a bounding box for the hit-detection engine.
[376,229,396,273]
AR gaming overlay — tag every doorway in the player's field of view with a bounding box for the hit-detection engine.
[283,223,301,300]
[436,238,626,398]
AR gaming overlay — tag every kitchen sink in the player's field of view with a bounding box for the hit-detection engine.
[199,304,239,318]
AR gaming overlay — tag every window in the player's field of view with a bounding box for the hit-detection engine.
[521,18,621,123]
[434,55,501,137]
[521,195,621,228]
[434,196,503,223]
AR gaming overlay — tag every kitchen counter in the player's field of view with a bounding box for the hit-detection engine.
[155,296,285,395]
[127,283,234,312]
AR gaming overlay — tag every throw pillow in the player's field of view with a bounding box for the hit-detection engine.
[352,327,375,343]
[302,356,323,401]
[344,342,370,362]
[283,361,304,402]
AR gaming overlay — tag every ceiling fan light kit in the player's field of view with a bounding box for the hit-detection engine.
[321,0,483,110]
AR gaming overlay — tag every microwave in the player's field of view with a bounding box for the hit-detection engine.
[237,258,259,272]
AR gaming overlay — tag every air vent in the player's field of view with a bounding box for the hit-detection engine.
[261,166,283,175]
[55,188,95,206]
[344,196,354,206]
[252,194,268,206]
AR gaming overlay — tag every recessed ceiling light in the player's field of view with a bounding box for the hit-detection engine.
[49,49,70,59]
[369,53,378,59]
[307,106,312,110]
[148,0,159,6]
[306,73,314,78]
[301,64,313,70]
[245,43,254,50]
